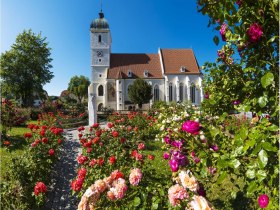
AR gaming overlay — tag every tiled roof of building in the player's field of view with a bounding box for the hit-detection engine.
[108,53,163,79]
[107,49,200,79]
[160,49,200,74]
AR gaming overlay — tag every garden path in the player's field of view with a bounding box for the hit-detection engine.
[44,128,81,210]
[43,122,107,210]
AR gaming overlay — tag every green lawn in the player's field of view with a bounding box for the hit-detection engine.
[0,121,37,179]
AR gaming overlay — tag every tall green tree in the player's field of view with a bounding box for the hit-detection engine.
[67,75,90,103]
[0,29,54,107]
[128,78,152,109]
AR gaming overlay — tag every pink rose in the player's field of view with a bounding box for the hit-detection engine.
[220,23,227,41]
[258,194,269,208]
[182,120,201,135]
[247,23,263,43]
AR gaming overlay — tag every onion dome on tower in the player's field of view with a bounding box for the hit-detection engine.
[90,12,109,29]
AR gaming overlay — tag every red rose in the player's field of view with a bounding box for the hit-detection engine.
[107,122,114,128]
[71,179,83,192]
[48,149,55,156]
[112,131,119,137]
[77,126,85,132]
[89,159,97,167]
[3,141,11,146]
[34,182,47,196]
[109,156,116,164]
[97,158,104,166]
[78,167,87,180]
[24,132,33,138]
[77,155,88,164]
[120,137,126,143]
[92,137,100,144]
[95,130,102,137]
[87,148,92,153]
[110,170,124,180]
[78,133,83,138]
[148,154,155,160]
[92,123,99,128]
[42,137,48,144]
[57,139,62,144]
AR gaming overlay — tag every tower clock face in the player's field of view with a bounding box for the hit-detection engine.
[97,51,103,57]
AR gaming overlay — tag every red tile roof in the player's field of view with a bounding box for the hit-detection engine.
[107,49,200,79]
[160,49,200,74]
[108,53,163,79]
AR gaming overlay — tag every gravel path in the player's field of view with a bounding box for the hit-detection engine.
[43,129,81,210]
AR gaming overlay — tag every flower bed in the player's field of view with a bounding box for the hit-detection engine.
[0,112,65,209]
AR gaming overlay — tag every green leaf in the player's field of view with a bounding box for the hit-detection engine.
[217,159,228,168]
[258,96,268,108]
[217,171,227,184]
[246,169,255,179]
[213,35,219,46]
[256,170,266,182]
[247,181,257,195]
[133,197,141,207]
[152,203,159,209]
[258,149,268,169]
[243,138,256,152]
[229,159,241,169]
[261,142,277,152]
[268,124,279,132]
[240,128,248,140]
[261,72,274,88]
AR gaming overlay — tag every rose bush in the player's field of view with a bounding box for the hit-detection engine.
[73,113,172,209]
[0,112,64,209]
[154,101,278,209]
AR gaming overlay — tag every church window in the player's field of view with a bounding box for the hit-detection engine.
[144,70,149,77]
[190,85,196,103]
[179,83,184,102]
[128,70,132,77]
[154,85,159,102]
[98,85,104,96]
[98,35,102,43]
[180,66,186,72]
[99,74,102,78]
[169,83,173,102]
[99,59,102,62]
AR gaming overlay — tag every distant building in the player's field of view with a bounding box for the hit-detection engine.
[88,11,203,124]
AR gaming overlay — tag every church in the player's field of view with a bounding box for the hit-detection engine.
[88,11,203,124]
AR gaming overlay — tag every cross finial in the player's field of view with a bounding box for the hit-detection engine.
[100,0,103,12]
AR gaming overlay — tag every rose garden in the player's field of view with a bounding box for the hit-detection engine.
[0,1,279,210]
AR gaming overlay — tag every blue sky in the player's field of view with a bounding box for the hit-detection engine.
[1,0,220,96]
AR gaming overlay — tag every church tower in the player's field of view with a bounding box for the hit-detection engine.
[88,11,112,125]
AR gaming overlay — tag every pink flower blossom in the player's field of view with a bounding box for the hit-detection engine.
[182,120,201,135]
[258,194,269,208]
[94,179,107,193]
[168,184,188,207]
[220,23,227,41]
[189,195,212,210]
[247,23,263,43]
[138,143,145,150]
[129,168,143,186]
[108,178,128,200]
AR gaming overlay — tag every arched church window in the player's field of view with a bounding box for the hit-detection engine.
[169,83,173,102]
[98,85,104,96]
[190,84,196,103]
[179,83,184,102]
[98,35,102,43]
[154,85,159,102]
